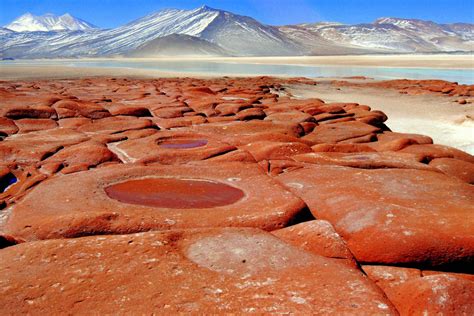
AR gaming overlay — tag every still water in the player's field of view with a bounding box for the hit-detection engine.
[4,59,474,84]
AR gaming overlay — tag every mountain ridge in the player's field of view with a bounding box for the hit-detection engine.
[1,7,473,58]
[4,13,97,32]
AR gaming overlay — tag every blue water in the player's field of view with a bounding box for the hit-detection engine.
[3,59,474,84]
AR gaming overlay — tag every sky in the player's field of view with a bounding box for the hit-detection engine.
[1,0,473,28]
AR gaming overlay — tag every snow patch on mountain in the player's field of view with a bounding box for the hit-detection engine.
[4,13,97,32]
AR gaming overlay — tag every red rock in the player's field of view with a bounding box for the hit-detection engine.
[191,121,304,138]
[114,131,236,164]
[15,118,58,133]
[107,104,152,117]
[151,106,191,118]
[362,265,421,291]
[332,78,474,99]
[0,118,18,136]
[317,104,346,113]
[215,102,251,116]
[0,104,57,119]
[302,121,380,144]
[2,163,306,241]
[259,159,305,176]
[299,121,317,134]
[57,117,91,129]
[40,141,119,174]
[0,77,472,311]
[311,143,376,153]
[292,152,435,171]
[400,144,474,163]
[272,220,357,268]
[386,274,474,315]
[429,157,474,184]
[338,132,377,144]
[276,165,474,266]
[201,149,256,163]
[348,109,388,123]
[154,116,207,129]
[367,138,419,152]
[77,116,153,134]
[0,167,47,206]
[243,141,313,161]
[377,132,433,145]
[313,112,353,123]
[421,270,474,282]
[318,116,355,125]
[362,265,474,314]
[206,116,238,123]
[187,86,216,94]
[264,111,315,124]
[52,99,110,119]
[0,228,397,314]
[0,128,89,165]
[236,108,266,121]
[226,132,311,147]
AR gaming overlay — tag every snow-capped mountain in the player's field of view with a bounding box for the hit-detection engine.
[1,7,472,59]
[280,17,474,53]
[1,6,299,58]
[4,13,97,32]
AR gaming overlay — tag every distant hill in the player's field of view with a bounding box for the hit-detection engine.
[1,6,473,58]
[128,34,229,57]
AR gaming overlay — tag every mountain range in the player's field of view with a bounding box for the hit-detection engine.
[1,6,473,58]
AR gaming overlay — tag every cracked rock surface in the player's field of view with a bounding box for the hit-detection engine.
[0,77,473,314]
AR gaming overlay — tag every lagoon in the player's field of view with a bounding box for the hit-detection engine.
[2,58,473,84]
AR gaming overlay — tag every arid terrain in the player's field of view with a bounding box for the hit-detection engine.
[0,75,473,314]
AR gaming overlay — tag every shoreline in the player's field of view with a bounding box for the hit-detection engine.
[2,53,473,69]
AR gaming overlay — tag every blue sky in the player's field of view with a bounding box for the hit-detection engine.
[1,0,473,28]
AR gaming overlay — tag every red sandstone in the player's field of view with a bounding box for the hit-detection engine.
[0,76,472,314]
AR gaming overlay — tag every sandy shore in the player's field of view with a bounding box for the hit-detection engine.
[287,82,474,154]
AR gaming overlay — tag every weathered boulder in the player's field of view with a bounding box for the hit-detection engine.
[114,131,236,164]
[276,165,474,266]
[363,265,474,315]
[2,163,306,241]
[302,121,380,144]
[292,152,435,171]
[0,228,397,314]
[0,128,89,165]
[272,220,357,267]
[243,141,313,161]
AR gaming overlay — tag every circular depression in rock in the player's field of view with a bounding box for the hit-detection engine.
[104,178,244,209]
[158,139,208,149]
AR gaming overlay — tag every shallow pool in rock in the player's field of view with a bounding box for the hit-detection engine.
[0,173,17,193]
[105,178,244,209]
[157,139,208,149]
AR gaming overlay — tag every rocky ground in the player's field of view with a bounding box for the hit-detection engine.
[0,76,473,314]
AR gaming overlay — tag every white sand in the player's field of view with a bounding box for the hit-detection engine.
[287,82,474,154]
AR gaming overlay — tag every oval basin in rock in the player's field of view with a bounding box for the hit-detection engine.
[158,139,208,149]
[105,178,244,209]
